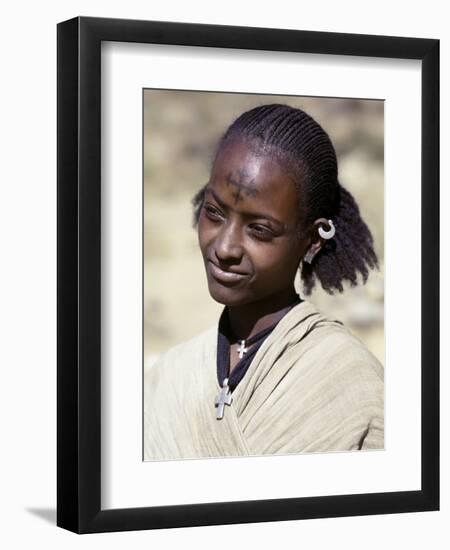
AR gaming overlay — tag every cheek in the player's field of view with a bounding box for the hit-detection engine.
[251,242,302,280]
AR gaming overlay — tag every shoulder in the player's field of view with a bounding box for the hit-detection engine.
[290,310,384,428]
[146,325,216,378]
[144,326,218,409]
[303,322,384,420]
[164,325,216,360]
[313,320,383,382]
[282,301,384,415]
[291,300,383,383]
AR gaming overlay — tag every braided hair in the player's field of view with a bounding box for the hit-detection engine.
[192,103,378,295]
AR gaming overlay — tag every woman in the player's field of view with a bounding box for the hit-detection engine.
[144,103,383,460]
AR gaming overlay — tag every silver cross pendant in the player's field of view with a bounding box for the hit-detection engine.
[214,377,232,420]
[237,339,248,359]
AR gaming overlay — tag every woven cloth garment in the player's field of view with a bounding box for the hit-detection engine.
[144,300,384,460]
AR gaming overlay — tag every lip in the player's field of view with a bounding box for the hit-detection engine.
[207,260,249,285]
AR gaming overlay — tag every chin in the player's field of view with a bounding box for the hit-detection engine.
[207,281,254,307]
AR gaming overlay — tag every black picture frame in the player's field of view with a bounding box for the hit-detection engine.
[57,16,439,533]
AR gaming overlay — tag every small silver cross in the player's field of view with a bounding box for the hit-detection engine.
[214,377,232,420]
[237,339,248,359]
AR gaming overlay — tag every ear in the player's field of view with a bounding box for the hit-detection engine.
[302,218,330,263]
[306,238,323,256]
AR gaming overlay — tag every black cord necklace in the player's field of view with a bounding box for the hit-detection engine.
[214,295,302,419]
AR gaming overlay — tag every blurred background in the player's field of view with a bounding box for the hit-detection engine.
[143,90,384,368]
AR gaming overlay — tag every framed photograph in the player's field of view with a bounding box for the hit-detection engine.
[57,16,439,533]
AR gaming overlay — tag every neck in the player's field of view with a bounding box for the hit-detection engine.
[227,286,299,342]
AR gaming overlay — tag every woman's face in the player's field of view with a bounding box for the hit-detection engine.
[198,140,311,307]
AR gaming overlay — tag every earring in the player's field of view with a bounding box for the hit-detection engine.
[303,248,317,264]
[318,219,336,240]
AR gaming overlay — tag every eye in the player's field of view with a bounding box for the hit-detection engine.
[203,203,224,222]
[248,224,274,241]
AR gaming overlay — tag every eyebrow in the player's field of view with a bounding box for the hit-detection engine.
[205,186,284,227]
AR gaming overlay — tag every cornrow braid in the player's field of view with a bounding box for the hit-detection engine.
[192,103,379,295]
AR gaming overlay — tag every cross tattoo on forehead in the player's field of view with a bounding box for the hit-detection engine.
[225,169,259,204]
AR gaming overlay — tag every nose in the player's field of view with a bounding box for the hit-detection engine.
[214,221,244,263]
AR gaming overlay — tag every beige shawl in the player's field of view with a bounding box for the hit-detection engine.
[144,300,384,460]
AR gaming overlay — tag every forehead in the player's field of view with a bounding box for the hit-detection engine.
[210,141,300,215]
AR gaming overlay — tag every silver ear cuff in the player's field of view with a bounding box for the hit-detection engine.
[318,220,335,240]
